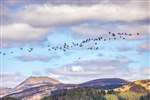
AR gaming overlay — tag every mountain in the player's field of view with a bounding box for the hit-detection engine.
[80,78,129,89]
[2,76,62,100]
[0,87,12,98]
[14,76,61,90]
[1,76,78,100]
[114,79,150,93]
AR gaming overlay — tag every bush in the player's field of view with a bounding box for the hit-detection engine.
[105,94,118,100]
[118,91,142,100]
[117,96,126,100]
[107,90,115,94]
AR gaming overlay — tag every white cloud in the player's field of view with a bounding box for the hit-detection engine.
[16,54,60,62]
[1,23,49,47]
[2,23,48,41]
[48,65,149,84]
[70,66,83,72]
[15,4,148,27]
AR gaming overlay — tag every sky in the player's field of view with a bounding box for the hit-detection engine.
[0,0,150,88]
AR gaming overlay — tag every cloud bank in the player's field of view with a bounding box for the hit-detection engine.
[15,4,148,27]
[16,54,60,62]
[0,73,26,88]
[47,58,137,83]
[1,0,149,47]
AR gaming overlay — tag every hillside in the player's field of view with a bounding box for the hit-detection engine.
[80,78,129,89]
[114,79,150,93]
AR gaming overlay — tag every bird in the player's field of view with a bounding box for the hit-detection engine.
[3,53,6,56]
[59,47,62,50]
[48,49,51,51]
[129,33,132,36]
[104,39,107,41]
[63,49,66,52]
[96,47,99,50]
[117,33,121,35]
[47,45,50,47]
[98,37,101,40]
[10,51,13,54]
[125,33,128,35]
[112,33,116,37]
[27,48,33,52]
[79,44,83,47]
[20,48,23,50]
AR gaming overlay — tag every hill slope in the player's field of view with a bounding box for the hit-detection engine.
[114,79,150,93]
[80,78,129,89]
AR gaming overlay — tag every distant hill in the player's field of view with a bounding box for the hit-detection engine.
[114,79,150,93]
[14,76,61,91]
[80,78,129,89]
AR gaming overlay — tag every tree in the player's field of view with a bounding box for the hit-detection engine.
[1,96,21,100]
[140,93,150,100]
[107,90,115,94]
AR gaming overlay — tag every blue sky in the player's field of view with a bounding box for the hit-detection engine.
[0,0,150,88]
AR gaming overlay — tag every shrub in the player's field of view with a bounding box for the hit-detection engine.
[105,94,118,100]
[118,91,142,100]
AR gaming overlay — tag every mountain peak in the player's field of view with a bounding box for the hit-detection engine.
[26,76,61,84]
[14,76,61,90]
[82,78,129,84]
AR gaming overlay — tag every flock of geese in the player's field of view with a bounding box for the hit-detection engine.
[0,32,140,56]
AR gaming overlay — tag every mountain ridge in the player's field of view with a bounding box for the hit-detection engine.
[1,77,149,100]
[80,78,129,89]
